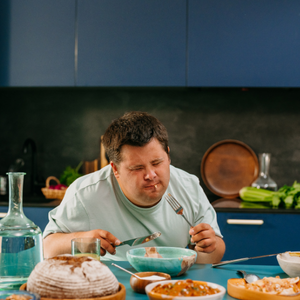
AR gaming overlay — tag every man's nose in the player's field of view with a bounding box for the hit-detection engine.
[144,167,157,180]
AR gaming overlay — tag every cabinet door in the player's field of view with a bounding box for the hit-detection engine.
[217,212,299,265]
[188,0,300,87]
[77,0,186,87]
[0,0,75,86]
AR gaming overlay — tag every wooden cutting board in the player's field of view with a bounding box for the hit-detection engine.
[201,139,259,199]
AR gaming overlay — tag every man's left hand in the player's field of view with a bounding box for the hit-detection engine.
[189,223,217,253]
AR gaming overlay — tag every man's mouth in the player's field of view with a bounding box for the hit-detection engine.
[145,184,159,189]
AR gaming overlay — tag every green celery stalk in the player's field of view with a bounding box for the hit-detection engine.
[284,195,294,209]
[239,187,275,202]
[271,194,282,208]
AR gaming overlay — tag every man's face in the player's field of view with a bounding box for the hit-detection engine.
[111,138,171,207]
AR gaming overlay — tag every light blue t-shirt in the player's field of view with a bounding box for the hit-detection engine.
[43,165,222,261]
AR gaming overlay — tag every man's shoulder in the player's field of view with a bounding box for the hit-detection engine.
[71,165,113,192]
[170,165,199,182]
[169,165,200,191]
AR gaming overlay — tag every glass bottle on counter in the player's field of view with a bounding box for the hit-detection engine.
[0,173,43,290]
[252,153,278,191]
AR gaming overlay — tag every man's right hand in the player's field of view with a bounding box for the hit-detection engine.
[75,229,121,256]
[43,230,121,259]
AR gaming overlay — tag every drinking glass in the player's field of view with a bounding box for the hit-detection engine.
[71,237,101,261]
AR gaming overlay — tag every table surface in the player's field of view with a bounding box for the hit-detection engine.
[104,261,286,300]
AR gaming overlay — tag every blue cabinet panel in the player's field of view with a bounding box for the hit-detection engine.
[0,206,52,233]
[217,212,300,265]
[188,0,300,87]
[2,0,75,86]
[77,0,186,87]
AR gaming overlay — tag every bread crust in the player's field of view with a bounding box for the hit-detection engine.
[27,255,119,299]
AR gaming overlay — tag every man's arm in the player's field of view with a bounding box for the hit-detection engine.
[189,223,226,264]
[43,229,121,259]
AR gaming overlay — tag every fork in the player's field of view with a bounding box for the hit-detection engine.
[165,193,193,227]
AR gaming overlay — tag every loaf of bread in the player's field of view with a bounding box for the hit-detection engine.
[27,255,119,299]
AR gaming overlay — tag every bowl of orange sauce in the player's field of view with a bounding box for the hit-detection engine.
[145,279,225,300]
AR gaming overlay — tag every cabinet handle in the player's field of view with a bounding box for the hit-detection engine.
[0,212,7,218]
[227,219,264,225]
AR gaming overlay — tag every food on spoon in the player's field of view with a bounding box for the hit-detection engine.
[232,276,300,295]
[27,255,119,299]
[151,279,220,296]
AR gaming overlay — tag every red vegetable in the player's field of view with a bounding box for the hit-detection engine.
[49,184,67,190]
[54,184,67,190]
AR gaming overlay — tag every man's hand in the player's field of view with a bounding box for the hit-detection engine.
[189,223,217,253]
[74,229,121,256]
[43,230,121,259]
[189,223,225,264]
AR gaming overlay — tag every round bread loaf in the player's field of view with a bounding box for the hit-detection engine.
[27,255,119,299]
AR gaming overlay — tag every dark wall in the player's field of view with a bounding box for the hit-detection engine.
[1,87,300,200]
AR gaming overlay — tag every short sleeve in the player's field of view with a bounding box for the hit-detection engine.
[43,191,90,238]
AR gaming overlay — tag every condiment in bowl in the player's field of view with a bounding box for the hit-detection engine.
[277,251,300,277]
[130,272,171,294]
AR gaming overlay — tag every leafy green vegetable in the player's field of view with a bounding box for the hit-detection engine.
[239,181,300,209]
[59,161,83,186]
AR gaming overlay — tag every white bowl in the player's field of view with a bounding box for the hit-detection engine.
[145,279,226,300]
[277,252,300,277]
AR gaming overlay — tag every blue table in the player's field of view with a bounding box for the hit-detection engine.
[104,261,286,300]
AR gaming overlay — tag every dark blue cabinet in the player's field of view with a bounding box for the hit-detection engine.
[0,0,75,87]
[217,211,299,265]
[77,0,186,87]
[188,0,300,87]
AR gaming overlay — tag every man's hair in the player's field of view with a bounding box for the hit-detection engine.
[102,111,169,165]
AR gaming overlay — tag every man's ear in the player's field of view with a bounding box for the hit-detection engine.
[168,146,171,163]
[110,162,119,178]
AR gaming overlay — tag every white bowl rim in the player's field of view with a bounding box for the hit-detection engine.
[127,247,197,260]
[277,252,300,264]
[145,279,226,299]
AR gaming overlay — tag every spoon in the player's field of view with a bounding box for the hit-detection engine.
[237,270,260,283]
[111,263,166,281]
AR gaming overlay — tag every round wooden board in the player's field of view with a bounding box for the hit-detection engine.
[20,283,126,300]
[201,139,259,198]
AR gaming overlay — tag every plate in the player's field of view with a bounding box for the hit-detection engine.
[201,139,259,198]
[146,280,226,300]
[227,278,300,300]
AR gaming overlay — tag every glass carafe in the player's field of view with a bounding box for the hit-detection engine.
[0,173,43,290]
[252,153,278,191]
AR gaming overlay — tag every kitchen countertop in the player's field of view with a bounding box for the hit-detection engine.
[212,197,300,214]
[215,207,300,214]
[1,194,300,213]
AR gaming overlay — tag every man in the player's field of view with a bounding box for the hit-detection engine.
[43,111,225,263]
